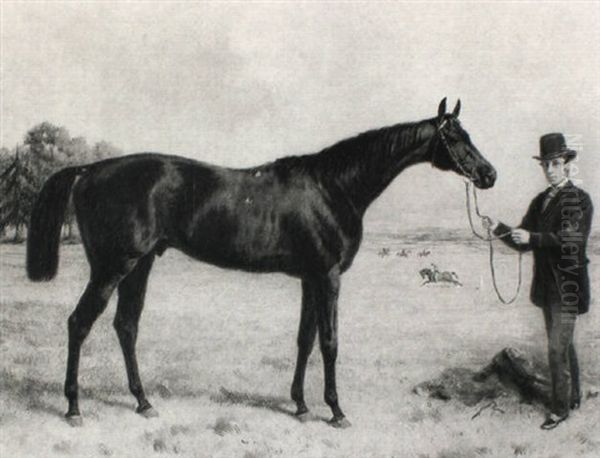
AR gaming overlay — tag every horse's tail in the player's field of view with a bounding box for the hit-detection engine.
[27,166,83,281]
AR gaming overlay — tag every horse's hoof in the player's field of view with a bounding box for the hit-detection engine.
[65,414,83,427]
[136,405,159,418]
[328,416,351,429]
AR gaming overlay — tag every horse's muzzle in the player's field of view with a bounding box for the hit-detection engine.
[474,166,497,189]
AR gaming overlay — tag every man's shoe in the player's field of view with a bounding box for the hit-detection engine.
[540,413,568,430]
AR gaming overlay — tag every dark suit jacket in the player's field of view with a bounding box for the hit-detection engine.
[494,181,593,314]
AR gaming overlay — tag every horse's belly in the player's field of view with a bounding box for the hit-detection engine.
[177,241,299,275]
[173,216,299,274]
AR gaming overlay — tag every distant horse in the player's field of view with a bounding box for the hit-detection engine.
[396,248,411,258]
[378,247,391,257]
[417,248,431,257]
[26,98,495,428]
[419,264,462,286]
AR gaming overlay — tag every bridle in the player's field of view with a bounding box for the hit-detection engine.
[434,118,477,182]
[434,117,522,305]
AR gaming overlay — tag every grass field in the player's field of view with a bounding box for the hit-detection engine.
[1,234,599,457]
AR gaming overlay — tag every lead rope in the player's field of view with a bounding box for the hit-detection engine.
[436,122,522,304]
[464,181,522,304]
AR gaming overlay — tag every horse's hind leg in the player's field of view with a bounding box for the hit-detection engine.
[291,278,318,419]
[65,271,123,425]
[114,253,157,418]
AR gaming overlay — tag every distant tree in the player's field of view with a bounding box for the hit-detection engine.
[24,122,121,166]
[24,124,81,240]
[90,140,122,161]
[2,122,123,242]
[23,123,67,196]
[0,147,38,241]
[0,148,12,238]
[66,136,89,163]
[24,122,68,155]
[0,146,13,181]
[0,146,11,160]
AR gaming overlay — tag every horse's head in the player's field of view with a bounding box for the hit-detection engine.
[418,268,430,279]
[430,98,496,189]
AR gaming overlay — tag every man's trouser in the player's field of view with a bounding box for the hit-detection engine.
[542,299,579,417]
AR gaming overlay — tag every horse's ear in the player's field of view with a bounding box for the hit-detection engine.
[437,97,447,120]
[452,99,461,117]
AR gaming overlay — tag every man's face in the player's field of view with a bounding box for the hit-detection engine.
[541,157,567,186]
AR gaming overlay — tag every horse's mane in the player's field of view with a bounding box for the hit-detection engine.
[269,120,432,182]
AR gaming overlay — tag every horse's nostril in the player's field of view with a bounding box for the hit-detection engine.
[476,171,495,189]
[478,167,496,188]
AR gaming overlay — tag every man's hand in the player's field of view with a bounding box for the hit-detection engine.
[511,228,530,245]
[482,216,498,232]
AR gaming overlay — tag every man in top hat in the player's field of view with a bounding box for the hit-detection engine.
[484,133,593,430]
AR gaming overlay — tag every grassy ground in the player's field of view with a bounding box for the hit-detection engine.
[1,237,598,457]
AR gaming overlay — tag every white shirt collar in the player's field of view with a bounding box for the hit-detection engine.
[548,178,570,191]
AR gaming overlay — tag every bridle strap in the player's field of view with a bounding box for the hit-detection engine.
[435,119,477,182]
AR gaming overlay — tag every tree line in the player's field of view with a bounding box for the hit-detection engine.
[0,122,122,242]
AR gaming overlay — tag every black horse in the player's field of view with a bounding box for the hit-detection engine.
[26,98,496,427]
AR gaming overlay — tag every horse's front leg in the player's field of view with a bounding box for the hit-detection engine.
[291,278,318,419]
[316,268,351,428]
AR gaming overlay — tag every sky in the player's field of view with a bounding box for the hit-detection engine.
[1,1,599,231]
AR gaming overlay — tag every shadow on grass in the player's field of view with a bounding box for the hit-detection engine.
[0,369,135,419]
[2,364,333,424]
[0,369,65,418]
[211,386,328,423]
[211,386,294,416]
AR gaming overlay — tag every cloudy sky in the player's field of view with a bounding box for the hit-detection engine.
[2,1,599,230]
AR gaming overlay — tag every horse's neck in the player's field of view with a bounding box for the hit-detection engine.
[314,120,436,214]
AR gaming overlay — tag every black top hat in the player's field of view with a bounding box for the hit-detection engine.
[533,133,577,162]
